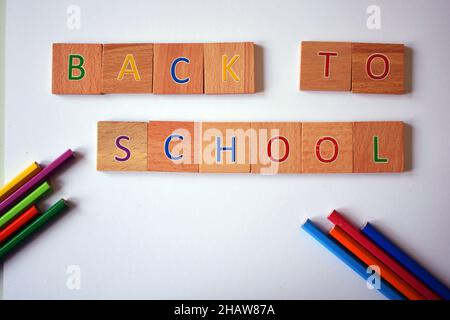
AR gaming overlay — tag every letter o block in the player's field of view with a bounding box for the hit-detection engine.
[52,43,102,94]
[352,43,404,94]
[302,122,353,173]
[97,122,148,171]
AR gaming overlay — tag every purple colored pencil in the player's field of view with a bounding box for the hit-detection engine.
[0,149,74,213]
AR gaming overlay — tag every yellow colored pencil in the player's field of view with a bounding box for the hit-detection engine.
[0,162,41,202]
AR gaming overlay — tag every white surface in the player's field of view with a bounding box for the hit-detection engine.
[3,0,450,299]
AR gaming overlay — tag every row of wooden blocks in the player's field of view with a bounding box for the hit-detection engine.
[97,121,405,173]
[52,41,405,95]
[52,42,255,94]
[300,42,405,94]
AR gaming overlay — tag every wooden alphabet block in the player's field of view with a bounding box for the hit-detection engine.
[153,43,203,94]
[352,43,404,94]
[52,43,103,94]
[250,122,302,174]
[302,122,353,173]
[300,41,351,91]
[147,121,199,172]
[204,42,255,94]
[353,122,404,172]
[97,121,148,171]
[101,43,153,93]
[200,122,251,173]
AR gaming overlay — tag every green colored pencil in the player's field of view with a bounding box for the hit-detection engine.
[0,182,51,228]
[0,199,68,260]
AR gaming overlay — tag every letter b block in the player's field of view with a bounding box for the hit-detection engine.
[204,42,255,94]
[352,43,404,94]
[300,41,351,91]
[302,122,353,173]
[97,122,148,171]
[52,43,103,94]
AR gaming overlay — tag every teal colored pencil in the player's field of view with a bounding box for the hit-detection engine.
[0,182,51,228]
[0,199,67,260]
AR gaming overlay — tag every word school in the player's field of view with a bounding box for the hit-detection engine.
[97,121,405,174]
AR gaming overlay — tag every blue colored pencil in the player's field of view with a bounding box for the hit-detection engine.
[362,222,450,300]
[301,219,404,300]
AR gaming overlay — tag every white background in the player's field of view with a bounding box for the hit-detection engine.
[2,0,450,299]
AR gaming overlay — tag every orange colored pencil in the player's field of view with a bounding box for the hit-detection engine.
[330,226,424,300]
[0,205,40,243]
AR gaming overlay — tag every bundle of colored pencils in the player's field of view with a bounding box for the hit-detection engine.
[0,149,74,260]
[302,211,450,300]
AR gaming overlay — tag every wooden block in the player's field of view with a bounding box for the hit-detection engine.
[300,41,351,91]
[302,122,353,173]
[352,43,404,94]
[204,42,255,94]
[353,122,404,173]
[52,43,103,94]
[153,43,203,94]
[101,43,153,93]
[147,121,199,172]
[200,122,251,173]
[250,122,302,174]
[97,121,148,171]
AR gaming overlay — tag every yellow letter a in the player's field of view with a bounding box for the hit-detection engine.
[117,54,141,81]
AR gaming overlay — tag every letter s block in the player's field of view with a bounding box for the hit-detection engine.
[352,43,404,94]
[52,43,102,94]
[204,42,255,94]
[300,41,351,91]
[302,122,353,173]
[97,122,148,171]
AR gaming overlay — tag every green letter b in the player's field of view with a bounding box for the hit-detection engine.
[68,54,85,80]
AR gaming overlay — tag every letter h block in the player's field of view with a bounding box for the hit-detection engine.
[52,43,103,94]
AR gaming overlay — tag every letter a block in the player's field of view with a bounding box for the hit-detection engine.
[204,42,255,94]
[97,121,148,171]
[300,41,351,91]
[353,122,404,172]
[153,43,203,94]
[302,122,353,173]
[52,43,103,94]
[352,43,404,94]
[200,122,251,173]
[147,121,199,172]
[102,43,153,93]
[251,122,302,174]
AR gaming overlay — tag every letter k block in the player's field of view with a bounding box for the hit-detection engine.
[300,41,351,91]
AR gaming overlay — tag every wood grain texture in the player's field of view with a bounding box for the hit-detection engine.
[300,41,351,91]
[52,43,103,94]
[153,43,203,94]
[352,43,404,94]
[302,122,353,173]
[147,121,199,172]
[204,42,255,94]
[200,122,251,173]
[353,121,404,173]
[101,43,153,93]
[250,122,302,174]
[97,121,148,171]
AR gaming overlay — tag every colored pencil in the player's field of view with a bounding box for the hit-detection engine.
[0,206,40,243]
[0,199,68,260]
[0,162,41,203]
[0,150,73,213]
[328,210,440,300]
[301,219,404,300]
[330,225,423,300]
[0,182,51,229]
[362,222,450,300]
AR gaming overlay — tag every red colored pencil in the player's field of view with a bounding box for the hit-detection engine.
[328,210,440,300]
[0,205,40,243]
